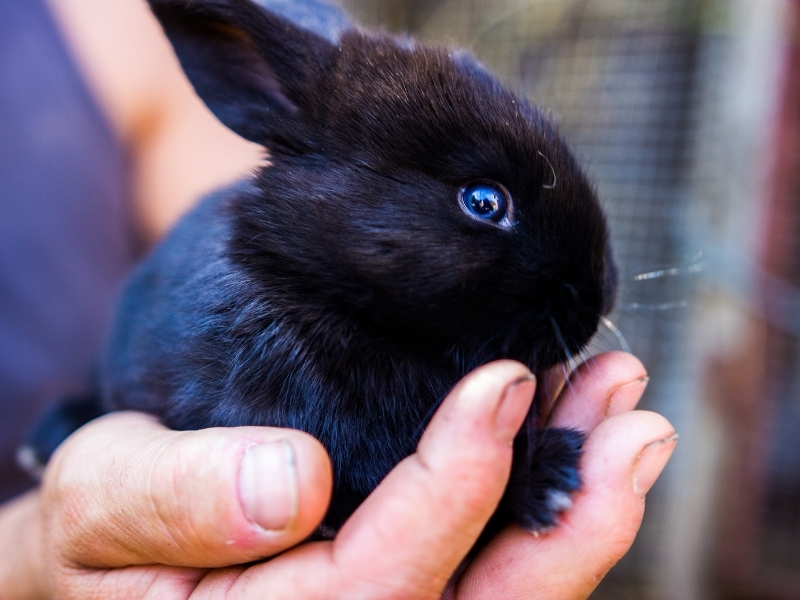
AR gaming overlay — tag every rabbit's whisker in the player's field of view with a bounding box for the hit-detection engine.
[618,300,688,312]
[631,251,703,281]
[538,151,557,189]
[548,315,581,403]
[525,397,537,464]
[599,316,631,353]
[577,346,619,395]
[548,315,573,366]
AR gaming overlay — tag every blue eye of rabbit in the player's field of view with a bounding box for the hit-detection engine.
[461,183,510,224]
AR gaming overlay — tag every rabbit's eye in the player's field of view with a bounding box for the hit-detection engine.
[461,183,510,224]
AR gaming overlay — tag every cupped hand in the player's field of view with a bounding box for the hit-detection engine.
[0,413,333,599]
[0,352,675,599]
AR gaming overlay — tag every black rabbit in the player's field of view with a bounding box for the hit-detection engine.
[24,0,617,538]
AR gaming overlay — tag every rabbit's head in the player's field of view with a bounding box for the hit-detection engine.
[149,0,616,371]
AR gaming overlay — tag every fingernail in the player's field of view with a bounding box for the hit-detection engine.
[239,440,298,531]
[606,376,649,418]
[633,432,678,498]
[495,373,536,444]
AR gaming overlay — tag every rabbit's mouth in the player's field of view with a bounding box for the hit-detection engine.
[432,300,600,376]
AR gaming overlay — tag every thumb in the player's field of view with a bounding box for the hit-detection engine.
[43,412,332,569]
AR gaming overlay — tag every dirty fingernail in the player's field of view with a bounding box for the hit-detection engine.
[606,376,649,418]
[239,440,298,531]
[633,432,678,498]
[495,373,536,445]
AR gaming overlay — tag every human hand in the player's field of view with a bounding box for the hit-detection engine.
[0,415,333,598]
[0,352,674,599]
[447,352,675,599]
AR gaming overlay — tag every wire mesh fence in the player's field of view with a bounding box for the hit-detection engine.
[333,0,800,597]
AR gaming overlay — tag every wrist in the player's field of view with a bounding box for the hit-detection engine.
[0,491,49,599]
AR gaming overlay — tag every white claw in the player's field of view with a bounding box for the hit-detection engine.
[546,489,573,514]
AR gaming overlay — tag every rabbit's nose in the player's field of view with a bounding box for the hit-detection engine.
[547,279,604,329]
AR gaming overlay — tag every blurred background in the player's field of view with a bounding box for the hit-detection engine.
[330,0,800,598]
[3,0,799,597]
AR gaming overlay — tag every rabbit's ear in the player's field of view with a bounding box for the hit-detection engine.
[148,0,336,146]
[255,0,352,43]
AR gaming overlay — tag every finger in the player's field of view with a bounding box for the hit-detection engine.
[55,564,208,600]
[43,412,332,569]
[0,491,49,599]
[334,361,535,596]
[225,360,537,599]
[457,410,677,600]
[549,352,648,431]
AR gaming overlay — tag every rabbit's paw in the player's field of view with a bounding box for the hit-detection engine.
[502,427,585,533]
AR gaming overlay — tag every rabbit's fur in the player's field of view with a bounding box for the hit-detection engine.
[28,0,617,536]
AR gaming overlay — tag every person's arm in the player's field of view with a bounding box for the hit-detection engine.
[0,492,44,599]
[45,0,264,244]
[0,353,675,599]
